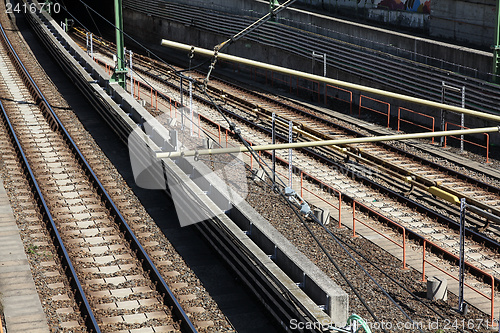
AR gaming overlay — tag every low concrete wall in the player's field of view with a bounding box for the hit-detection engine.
[430,0,496,48]
[184,159,349,324]
[140,0,492,73]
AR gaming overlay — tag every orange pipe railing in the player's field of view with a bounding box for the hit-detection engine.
[326,84,353,114]
[422,240,496,327]
[397,107,435,144]
[352,201,407,269]
[359,95,391,128]
[444,122,490,163]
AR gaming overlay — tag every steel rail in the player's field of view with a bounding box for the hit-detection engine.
[0,22,101,333]
[54,20,330,333]
[0,100,102,331]
[210,75,500,193]
[215,80,500,249]
[15,3,199,331]
[74,26,500,231]
[204,79,500,226]
[73,24,500,318]
[156,127,499,158]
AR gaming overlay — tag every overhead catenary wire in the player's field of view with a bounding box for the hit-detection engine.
[189,20,448,332]
[178,0,298,76]
[204,93,387,328]
[66,0,184,77]
[57,3,227,153]
[215,0,298,51]
[199,75,388,329]
[275,184,388,332]
[186,9,391,321]
[202,91,288,190]
[202,0,298,91]
[153,9,496,326]
[84,4,103,38]
[55,2,165,83]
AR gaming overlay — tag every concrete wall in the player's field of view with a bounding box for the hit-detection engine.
[430,0,496,47]
[132,0,491,73]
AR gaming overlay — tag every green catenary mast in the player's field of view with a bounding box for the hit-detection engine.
[111,0,127,89]
[270,0,279,18]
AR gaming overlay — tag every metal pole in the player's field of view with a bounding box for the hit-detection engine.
[458,198,466,314]
[155,126,500,159]
[161,40,500,124]
[288,120,293,189]
[461,86,466,153]
[272,113,276,186]
[323,53,327,104]
[313,51,327,103]
[111,0,127,89]
[180,77,184,106]
[90,33,93,59]
[269,0,279,20]
[86,32,89,54]
[440,81,446,146]
[189,80,193,136]
[129,50,133,97]
[180,77,184,130]
[311,52,314,76]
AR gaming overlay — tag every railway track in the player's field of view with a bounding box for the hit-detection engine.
[69,29,500,321]
[204,77,500,234]
[76,30,500,238]
[0,8,239,333]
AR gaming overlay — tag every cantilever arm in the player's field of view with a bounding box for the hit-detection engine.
[155,126,500,159]
[161,39,500,124]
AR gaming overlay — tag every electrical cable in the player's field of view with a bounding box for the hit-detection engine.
[202,83,422,331]
[285,201,388,332]
[201,93,387,329]
[202,91,287,190]
[178,0,299,78]
[68,22,228,151]
[312,217,424,333]
[57,4,415,329]
[322,223,466,333]
[199,80,385,329]
[56,3,193,127]
[216,0,298,52]
[84,4,103,38]
[347,314,372,333]
[51,3,483,331]
[47,3,427,328]
[198,0,298,88]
